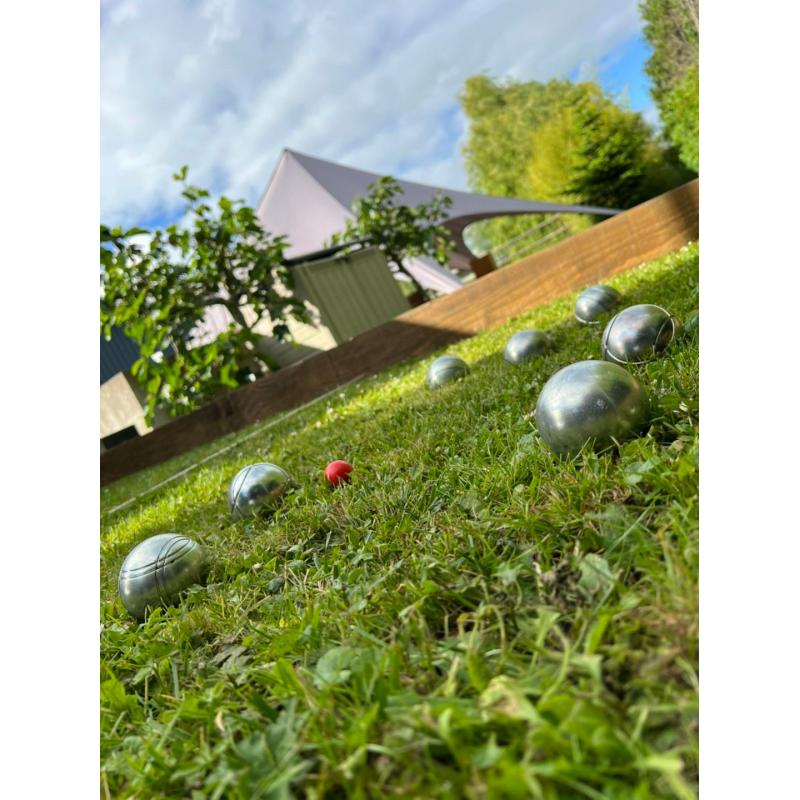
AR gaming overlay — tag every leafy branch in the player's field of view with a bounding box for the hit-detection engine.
[101,168,309,422]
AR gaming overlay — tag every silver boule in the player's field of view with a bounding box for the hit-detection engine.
[118,533,208,619]
[427,355,469,389]
[534,360,649,456]
[504,329,549,366]
[228,462,293,519]
[601,304,676,364]
[574,285,621,324]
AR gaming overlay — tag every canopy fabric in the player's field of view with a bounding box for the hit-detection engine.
[256,149,619,294]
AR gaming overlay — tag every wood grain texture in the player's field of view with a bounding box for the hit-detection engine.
[101,179,698,485]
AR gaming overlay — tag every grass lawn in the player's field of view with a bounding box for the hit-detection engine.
[101,243,699,799]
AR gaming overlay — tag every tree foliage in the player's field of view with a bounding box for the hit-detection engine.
[658,62,699,173]
[460,76,692,251]
[328,176,454,300]
[640,0,699,171]
[459,76,574,249]
[460,76,573,198]
[528,82,692,211]
[100,168,307,422]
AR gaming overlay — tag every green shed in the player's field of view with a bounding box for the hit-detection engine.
[253,246,412,369]
[291,247,410,344]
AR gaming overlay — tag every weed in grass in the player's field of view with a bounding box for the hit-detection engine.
[101,244,699,798]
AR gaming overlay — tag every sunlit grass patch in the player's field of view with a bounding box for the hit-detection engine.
[101,244,699,799]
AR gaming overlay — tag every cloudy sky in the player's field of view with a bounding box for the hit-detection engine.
[101,0,655,229]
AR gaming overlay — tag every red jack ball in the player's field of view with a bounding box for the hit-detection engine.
[324,460,353,487]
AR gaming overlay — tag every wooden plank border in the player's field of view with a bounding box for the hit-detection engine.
[101,179,698,485]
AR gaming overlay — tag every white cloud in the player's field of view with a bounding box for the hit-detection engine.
[101,0,643,227]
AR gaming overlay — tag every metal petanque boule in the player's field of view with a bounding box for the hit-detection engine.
[601,304,676,365]
[534,360,649,456]
[118,533,208,619]
[228,462,293,519]
[574,285,621,324]
[427,355,469,389]
[504,329,549,366]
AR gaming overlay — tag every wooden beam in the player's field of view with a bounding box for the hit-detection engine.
[469,253,497,278]
[101,179,698,485]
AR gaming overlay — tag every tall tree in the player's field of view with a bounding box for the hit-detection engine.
[459,76,574,249]
[460,75,572,197]
[528,82,691,211]
[640,0,700,171]
[101,168,308,422]
[460,75,692,253]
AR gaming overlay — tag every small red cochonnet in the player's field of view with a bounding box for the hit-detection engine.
[324,460,353,487]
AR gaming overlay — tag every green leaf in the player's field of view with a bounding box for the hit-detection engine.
[578,554,616,598]
[313,646,360,689]
[624,460,654,485]
[470,734,504,769]
[100,677,140,719]
[479,676,542,723]
[465,647,489,692]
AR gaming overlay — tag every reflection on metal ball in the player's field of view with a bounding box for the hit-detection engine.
[534,360,649,456]
[574,285,621,324]
[601,304,676,365]
[504,329,548,366]
[228,462,292,519]
[118,533,208,619]
[427,355,469,389]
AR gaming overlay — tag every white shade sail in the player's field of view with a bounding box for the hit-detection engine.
[256,149,619,294]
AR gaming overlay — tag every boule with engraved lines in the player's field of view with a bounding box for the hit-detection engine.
[118,533,208,619]
[228,462,293,519]
[601,304,676,365]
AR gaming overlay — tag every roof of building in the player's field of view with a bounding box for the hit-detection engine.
[100,325,141,385]
[256,149,619,291]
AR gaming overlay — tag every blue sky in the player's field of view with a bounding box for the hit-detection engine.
[576,34,657,124]
[101,0,656,231]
